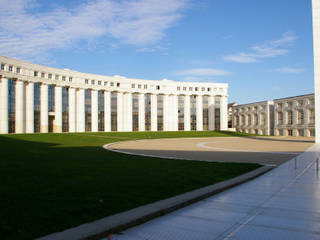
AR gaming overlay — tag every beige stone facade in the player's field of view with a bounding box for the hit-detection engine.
[274,94,315,137]
[232,101,274,135]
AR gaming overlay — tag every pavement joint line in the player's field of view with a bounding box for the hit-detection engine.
[35,138,274,240]
[196,141,299,155]
[219,146,317,240]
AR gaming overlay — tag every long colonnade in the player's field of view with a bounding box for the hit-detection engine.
[0,56,228,134]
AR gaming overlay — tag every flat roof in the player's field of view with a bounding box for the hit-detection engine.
[274,93,314,101]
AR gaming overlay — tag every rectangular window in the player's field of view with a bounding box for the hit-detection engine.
[110,82,114,86]
[297,110,304,124]
[91,80,95,85]
[48,74,52,79]
[98,91,104,131]
[85,79,89,84]
[183,87,187,91]
[34,83,40,132]
[62,76,66,81]
[62,87,69,132]
[69,77,72,82]
[98,81,101,86]
[288,129,293,136]
[132,94,139,131]
[203,96,209,130]
[287,111,293,124]
[15,67,20,73]
[195,87,198,91]
[117,83,120,87]
[41,72,45,78]
[156,85,160,90]
[278,112,283,124]
[178,95,184,130]
[202,87,205,91]
[48,85,55,112]
[111,91,117,131]
[138,84,141,89]
[144,84,147,89]
[189,87,193,91]
[34,71,38,77]
[298,129,304,136]
[8,79,15,133]
[0,64,4,70]
[104,81,108,86]
[9,66,13,72]
[207,88,211,91]
[145,94,151,131]
[132,84,135,88]
[190,95,197,130]
[157,95,163,131]
[260,113,265,125]
[309,109,315,124]
[55,75,59,80]
[177,86,180,91]
[85,90,92,132]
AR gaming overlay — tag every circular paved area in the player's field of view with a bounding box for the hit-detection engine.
[106,136,314,166]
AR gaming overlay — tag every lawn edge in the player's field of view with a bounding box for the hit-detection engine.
[36,165,274,240]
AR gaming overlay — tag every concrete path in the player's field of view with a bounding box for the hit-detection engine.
[102,144,320,240]
[107,136,314,166]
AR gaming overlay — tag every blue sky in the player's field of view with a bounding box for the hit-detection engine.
[0,0,315,103]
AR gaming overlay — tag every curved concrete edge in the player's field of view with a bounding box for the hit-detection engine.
[36,165,274,240]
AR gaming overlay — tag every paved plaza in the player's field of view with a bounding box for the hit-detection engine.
[101,143,320,240]
[106,136,314,166]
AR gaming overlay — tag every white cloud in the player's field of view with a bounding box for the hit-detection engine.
[177,68,231,76]
[274,67,305,73]
[223,32,297,63]
[0,0,188,60]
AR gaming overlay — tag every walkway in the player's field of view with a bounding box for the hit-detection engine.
[103,144,320,240]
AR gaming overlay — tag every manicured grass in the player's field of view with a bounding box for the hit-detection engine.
[0,131,260,240]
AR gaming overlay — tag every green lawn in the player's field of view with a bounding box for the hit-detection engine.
[0,131,260,240]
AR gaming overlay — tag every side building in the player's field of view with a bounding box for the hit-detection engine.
[274,94,315,137]
[0,56,228,134]
[232,101,274,135]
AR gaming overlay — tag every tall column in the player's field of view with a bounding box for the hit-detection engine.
[138,93,145,131]
[196,95,203,131]
[25,82,34,133]
[312,0,320,142]
[123,92,132,131]
[117,92,123,131]
[15,80,25,133]
[172,95,178,131]
[68,88,76,132]
[0,77,8,134]
[40,83,48,133]
[91,90,98,132]
[54,86,62,133]
[184,95,191,131]
[220,95,228,130]
[208,95,215,130]
[76,88,85,132]
[151,94,157,131]
[163,94,169,131]
[104,91,111,132]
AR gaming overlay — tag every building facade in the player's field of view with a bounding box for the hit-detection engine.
[274,94,315,137]
[0,56,228,134]
[232,101,274,135]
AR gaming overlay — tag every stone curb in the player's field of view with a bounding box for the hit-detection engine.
[36,165,273,240]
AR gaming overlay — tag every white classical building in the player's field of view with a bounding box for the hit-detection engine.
[274,94,315,137]
[232,101,274,135]
[0,56,228,134]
